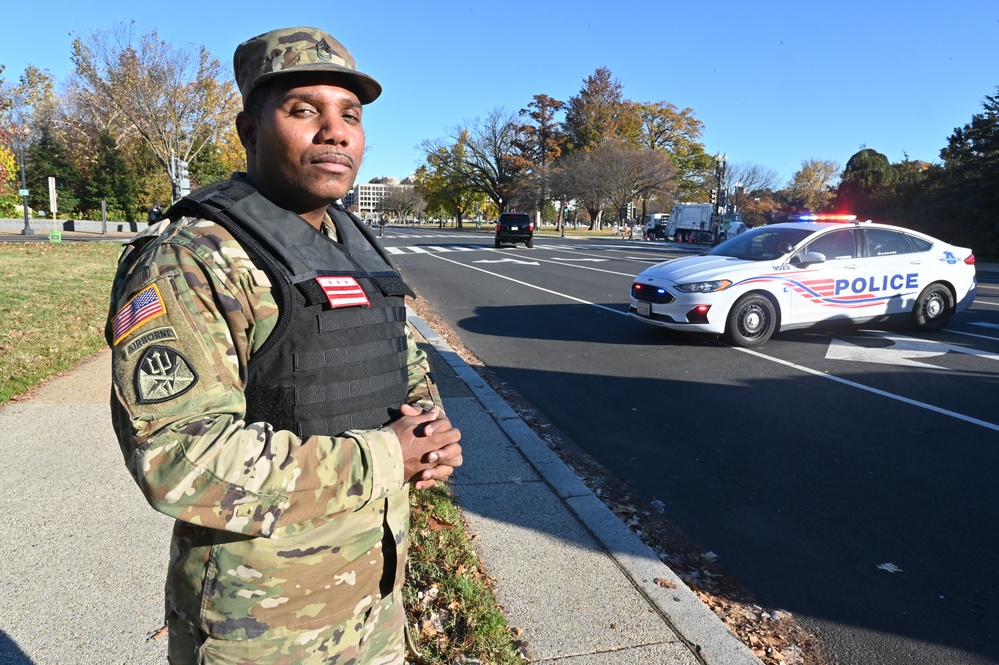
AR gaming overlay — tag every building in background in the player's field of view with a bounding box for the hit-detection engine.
[343,177,415,216]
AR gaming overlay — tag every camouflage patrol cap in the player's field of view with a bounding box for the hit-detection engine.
[234,27,382,104]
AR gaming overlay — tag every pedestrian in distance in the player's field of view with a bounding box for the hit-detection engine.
[147,201,164,223]
[105,26,462,665]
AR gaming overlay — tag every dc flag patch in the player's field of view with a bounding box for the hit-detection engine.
[113,285,166,344]
[316,276,371,309]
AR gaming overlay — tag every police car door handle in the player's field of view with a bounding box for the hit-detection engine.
[843,262,860,269]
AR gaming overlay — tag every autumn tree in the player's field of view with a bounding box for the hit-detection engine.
[637,101,712,203]
[419,109,526,223]
[589,141,675,224]
[517,94,566,224]
[783,159,840,211]
[71,22,239,191]
[554,149,609,230]
[724,161,782,197]
[0,65,18,212]
[563,68,638,153]
[415,135,485,228]
[379,185,424,221]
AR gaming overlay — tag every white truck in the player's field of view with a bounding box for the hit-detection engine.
[642,213,669,240]
[666,203,746,244]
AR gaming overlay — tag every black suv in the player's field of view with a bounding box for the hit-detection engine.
[495,212,534,248]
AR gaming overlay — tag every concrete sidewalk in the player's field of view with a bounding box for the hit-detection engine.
[0,314,758,664]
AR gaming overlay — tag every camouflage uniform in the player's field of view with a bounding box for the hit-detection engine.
[107,179,440,663]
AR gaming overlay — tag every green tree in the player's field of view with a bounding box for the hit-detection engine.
[834,148,894,216]
[935,86,999,255]
[80,129,138,220]
[25,123,80,216]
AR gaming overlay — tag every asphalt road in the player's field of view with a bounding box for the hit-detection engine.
[382,224,999,665]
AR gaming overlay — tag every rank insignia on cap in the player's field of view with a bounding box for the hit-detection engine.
[316,276,371,309]
[316,38,335,60]
[135,346,198,403]
[113,285,166,344]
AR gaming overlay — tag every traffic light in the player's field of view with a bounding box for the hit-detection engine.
[709,189,717,205]
[176,159,190,198]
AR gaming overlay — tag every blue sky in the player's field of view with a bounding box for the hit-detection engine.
[3,0,998,187]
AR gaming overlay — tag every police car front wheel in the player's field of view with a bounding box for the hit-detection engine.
[911,282,955,332]
[725,294,777,347]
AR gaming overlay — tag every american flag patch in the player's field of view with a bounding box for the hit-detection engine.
[316,276,370,309]
[112,285,166,344]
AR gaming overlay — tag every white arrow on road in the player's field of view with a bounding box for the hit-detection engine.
[826,331,999,369]
[473,258,540,265]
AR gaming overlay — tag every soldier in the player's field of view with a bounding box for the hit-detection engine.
[147,201,164,223]
[105,26,463,664]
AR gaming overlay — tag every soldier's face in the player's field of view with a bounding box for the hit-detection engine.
[240,77,365,213]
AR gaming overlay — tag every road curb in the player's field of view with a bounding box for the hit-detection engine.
[406,311,762,665]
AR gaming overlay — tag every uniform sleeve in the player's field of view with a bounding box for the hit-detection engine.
[403,323,444,412]
[108,236,414,539]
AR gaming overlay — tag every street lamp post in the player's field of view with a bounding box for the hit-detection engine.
[15,132,34,235]
[714,153,727,216]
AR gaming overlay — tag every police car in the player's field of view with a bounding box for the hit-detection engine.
[629,215,978,347]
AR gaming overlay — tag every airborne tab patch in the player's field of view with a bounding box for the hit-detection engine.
[113,285,166,344]
[135,345,198,403]
[124,327,178,358]
[316,276,371,309]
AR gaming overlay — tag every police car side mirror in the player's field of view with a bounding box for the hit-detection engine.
[791,251,826,266]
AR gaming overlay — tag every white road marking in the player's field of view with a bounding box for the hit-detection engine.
[548,258,608,262]
[826,332,999,369]
[737,346,999,432]
[473,258,540,265]
[428,251,999,432]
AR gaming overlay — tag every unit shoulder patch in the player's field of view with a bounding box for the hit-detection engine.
[135,345,199,404]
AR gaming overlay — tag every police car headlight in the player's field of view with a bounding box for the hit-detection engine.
[675,279,732,293]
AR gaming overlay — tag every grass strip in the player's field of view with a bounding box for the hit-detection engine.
[0,241,122,403]
[405,485,523,664]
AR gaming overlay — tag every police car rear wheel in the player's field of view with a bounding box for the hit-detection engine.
[726,294,777,347]
[911,282,954,332]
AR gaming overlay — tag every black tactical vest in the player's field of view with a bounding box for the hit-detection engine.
[169,178,415,438]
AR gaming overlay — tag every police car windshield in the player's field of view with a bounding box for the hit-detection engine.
[705,227,813,261]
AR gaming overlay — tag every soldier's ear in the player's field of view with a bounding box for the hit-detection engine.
[235,111,257,155]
